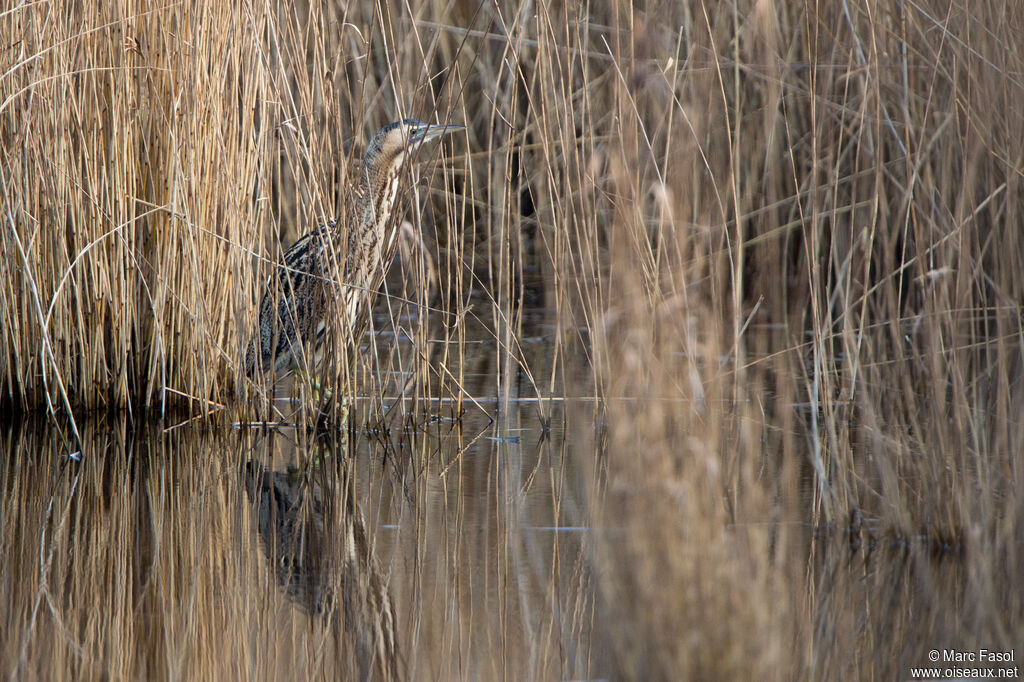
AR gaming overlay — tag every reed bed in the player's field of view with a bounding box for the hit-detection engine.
[2,0,1023,679]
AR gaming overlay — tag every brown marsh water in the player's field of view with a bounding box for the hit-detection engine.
[0,384,993,680]
[1,388,601,680]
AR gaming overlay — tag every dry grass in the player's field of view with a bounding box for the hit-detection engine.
[3,0,1024,679]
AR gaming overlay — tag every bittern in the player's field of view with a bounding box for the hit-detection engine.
[245,119,463,377]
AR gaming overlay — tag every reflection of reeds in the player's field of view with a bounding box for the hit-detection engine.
[0,418,412,680]
[242,452,401,681]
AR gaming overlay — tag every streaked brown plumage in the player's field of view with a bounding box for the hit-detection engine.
[245,119,463,377]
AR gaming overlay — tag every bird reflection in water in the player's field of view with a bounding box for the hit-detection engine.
[243,454,401,680]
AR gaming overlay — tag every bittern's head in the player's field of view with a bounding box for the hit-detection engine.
[364,119,464,169]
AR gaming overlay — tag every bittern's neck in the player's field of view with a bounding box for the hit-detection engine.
[357,149,408,232]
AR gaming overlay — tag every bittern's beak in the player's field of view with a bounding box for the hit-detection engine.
[414,123,466,146]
